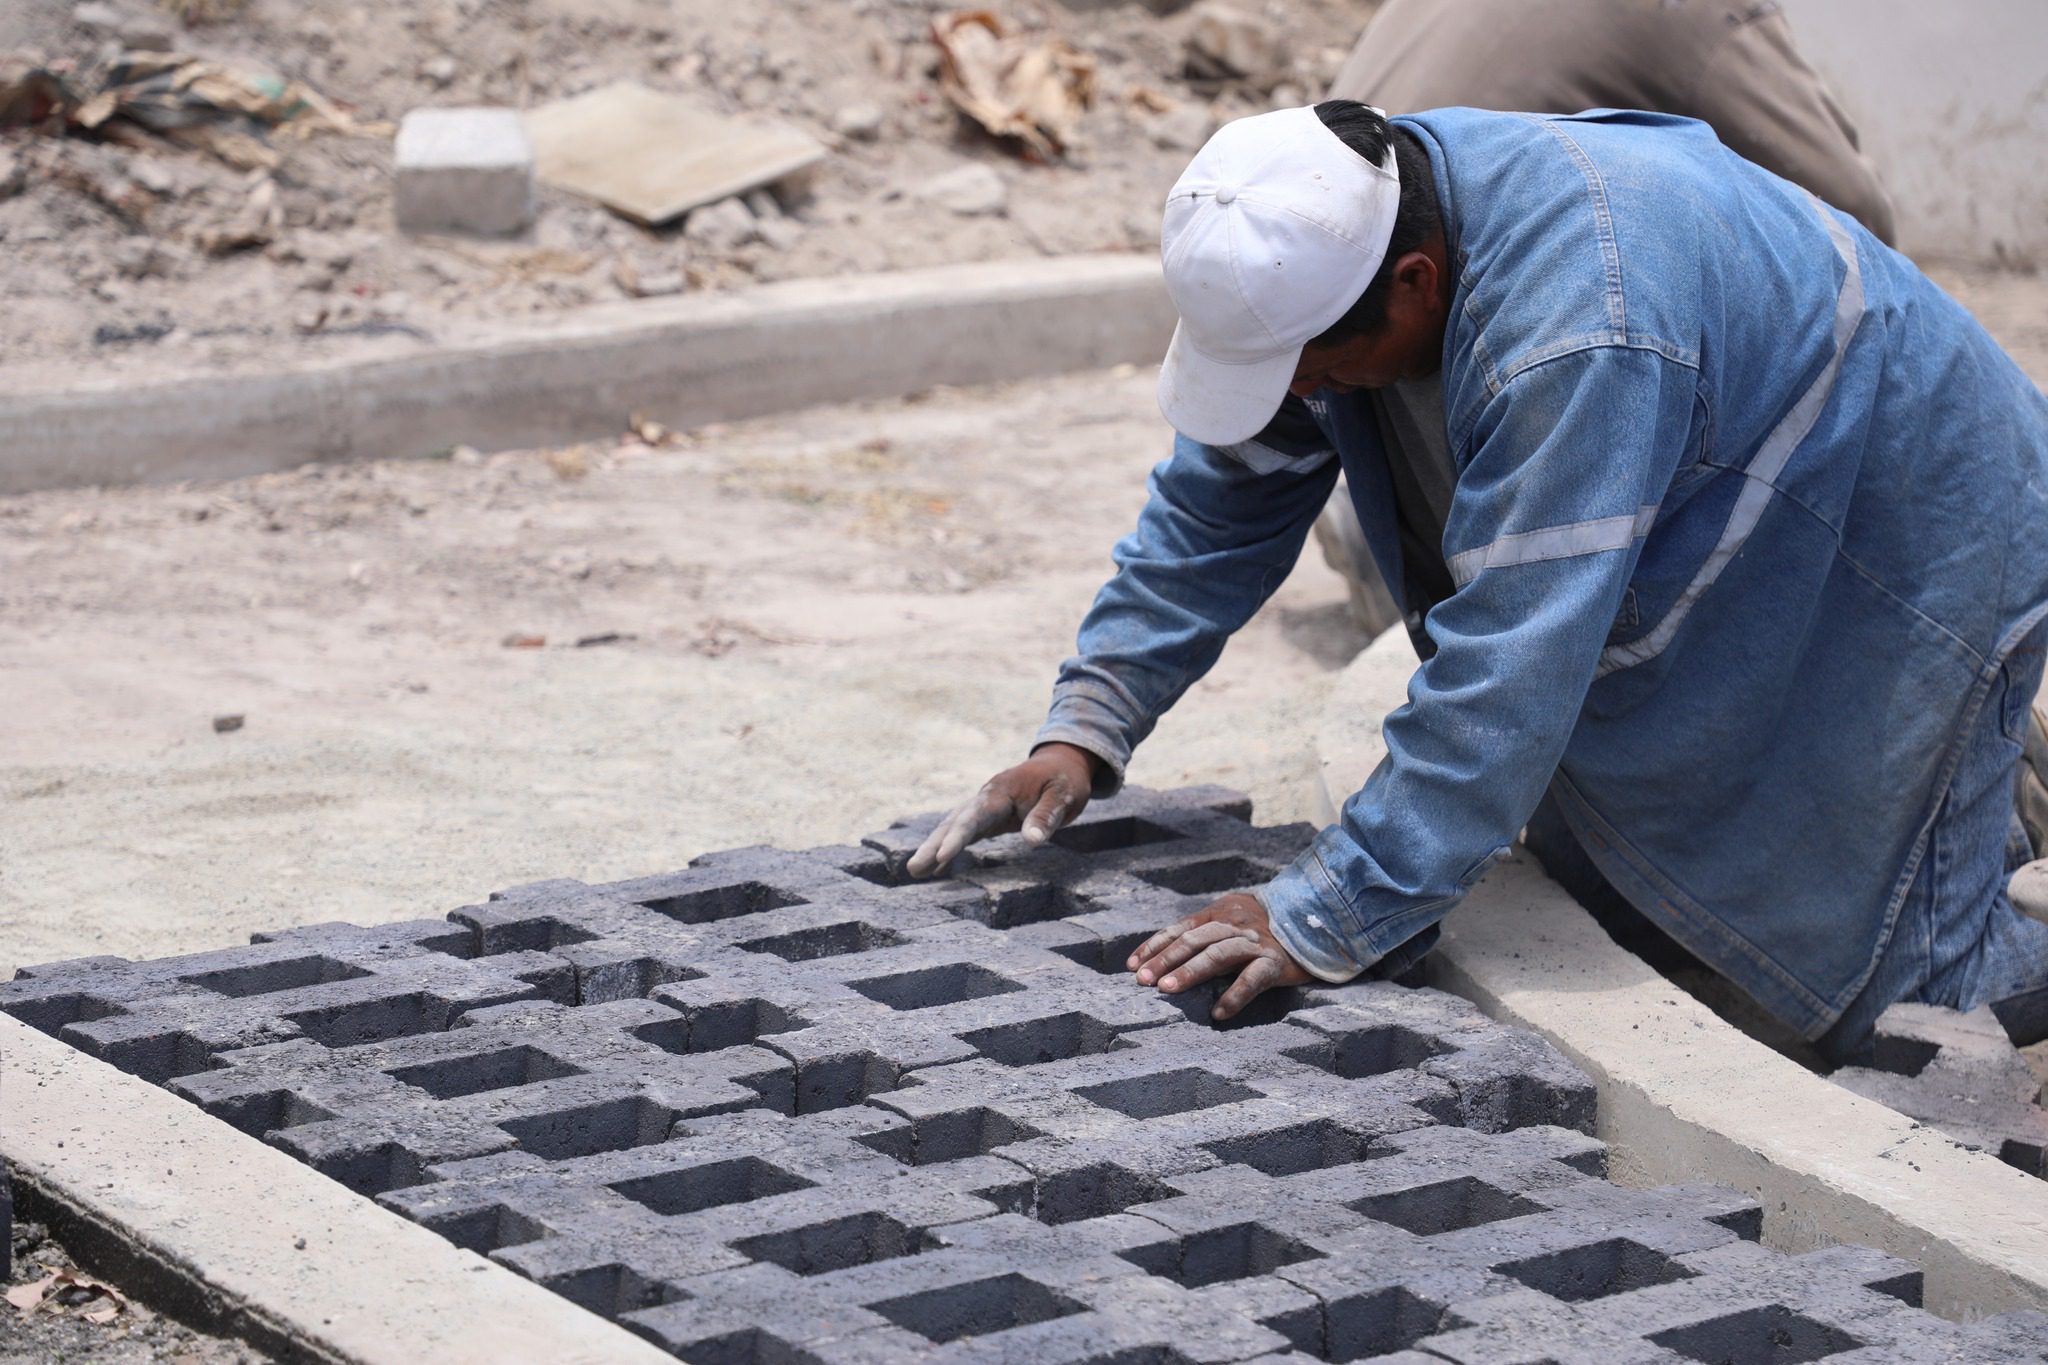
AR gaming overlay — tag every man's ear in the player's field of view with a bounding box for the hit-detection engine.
[1393,249,1438,308]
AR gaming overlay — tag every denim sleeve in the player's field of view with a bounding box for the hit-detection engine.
[1262,346,1700,981]
[1034,411,1339,797]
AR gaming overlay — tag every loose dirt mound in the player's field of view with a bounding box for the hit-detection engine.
[0,0,1367,391]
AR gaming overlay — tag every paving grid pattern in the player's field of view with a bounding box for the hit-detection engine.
[6,786,2046,1364]
[1833,1002,2048,1180]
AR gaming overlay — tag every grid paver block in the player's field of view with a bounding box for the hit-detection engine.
[1833,1002,2048,1180]
[7,785,2036,1361]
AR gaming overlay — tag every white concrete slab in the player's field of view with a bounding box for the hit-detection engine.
[0,1013,676,1364]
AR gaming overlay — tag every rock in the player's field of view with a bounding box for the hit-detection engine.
[112,236,182,279]
[682,196,759,252]
[1148,101,1216,152]
[71,1,123,30]
[127,156,175,196]
[197,178,282,256]
[613,252,687,297]
[744,189,782,221]
[0,148,23,202]
[756,216,803,251]
[917,163,1007,218]
[73,1,173,50]
[212,714,244,733]
[393,107,536,238]
[1186,0,1289,86]
[421,55,458,88]
[830,100,884,142]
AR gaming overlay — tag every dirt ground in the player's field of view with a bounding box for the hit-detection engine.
[0,363,1370,977]
[0,0,1367,393]
[3,1197,267,1364]
[4,266,2043,978]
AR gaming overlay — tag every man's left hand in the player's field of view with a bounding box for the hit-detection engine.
[1127,893,1313,1021]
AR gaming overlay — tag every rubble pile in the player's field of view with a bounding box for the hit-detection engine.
[0,0,1366,385]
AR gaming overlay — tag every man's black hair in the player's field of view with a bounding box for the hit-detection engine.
[1311,100,1441,342]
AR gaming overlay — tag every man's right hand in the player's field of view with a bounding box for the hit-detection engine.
[905,743,1101,878]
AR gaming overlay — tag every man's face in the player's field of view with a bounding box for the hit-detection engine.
[1287,244,1448,397]
[1288,325,1437,396]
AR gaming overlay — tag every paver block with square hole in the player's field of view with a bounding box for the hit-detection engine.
[1833,1002,2048,1180]
[5,785,2037,1362]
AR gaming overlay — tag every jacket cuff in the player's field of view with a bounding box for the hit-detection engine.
[1257,859,1373,984]
[1036,682,1141,798]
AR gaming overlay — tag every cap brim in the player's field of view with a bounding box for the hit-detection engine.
[1156,322,1302,448]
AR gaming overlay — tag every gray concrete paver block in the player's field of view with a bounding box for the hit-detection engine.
[5,785,2039,1362]
[1834,1002,2048,1179]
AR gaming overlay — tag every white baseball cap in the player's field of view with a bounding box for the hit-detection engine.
[1156,105,1401,447]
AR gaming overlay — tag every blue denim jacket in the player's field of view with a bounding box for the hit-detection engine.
[1037,108,2048,1039]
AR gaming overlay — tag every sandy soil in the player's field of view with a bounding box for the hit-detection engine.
[0,0,1366,392]
[0,364,1366,977]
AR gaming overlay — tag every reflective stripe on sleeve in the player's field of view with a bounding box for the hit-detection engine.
[1447,504,1660,588]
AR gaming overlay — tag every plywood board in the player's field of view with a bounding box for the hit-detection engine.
[523,81,826,226]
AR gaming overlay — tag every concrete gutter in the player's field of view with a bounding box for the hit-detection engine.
[0,1014,675,1365]
[0,253,1174,495]
[1315,627,2048,1320]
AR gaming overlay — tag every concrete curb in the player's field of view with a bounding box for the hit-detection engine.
[0,253,1174,495]
[0,1014,675,1365]
[1314,627,2048,1320]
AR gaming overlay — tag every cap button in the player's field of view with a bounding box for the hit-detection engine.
[1214,185,1237,205]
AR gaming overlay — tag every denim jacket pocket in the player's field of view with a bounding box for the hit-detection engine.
[2000,643,2045,746]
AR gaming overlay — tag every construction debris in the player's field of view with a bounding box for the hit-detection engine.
[829,99,884,143]
[393,106,536,238]
[1184,0,1290,90]
[1,0,1370,381]
[681,194,759,251]
[916,162,1008,218]
[613,252,687,298]
[932,9,1096,162]
[71,2,177,53]
[0,49,377,178]
[193,174,280,254]
[523,80,825,228]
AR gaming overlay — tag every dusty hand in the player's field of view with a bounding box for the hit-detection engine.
[905,743,1099,878]
[1128,893,1313,1021]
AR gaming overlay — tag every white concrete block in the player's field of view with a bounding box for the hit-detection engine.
[394,107,536,238]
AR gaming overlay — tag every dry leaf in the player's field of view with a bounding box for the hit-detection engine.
[6,1273,56,1315]
[931,9,1095,162]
